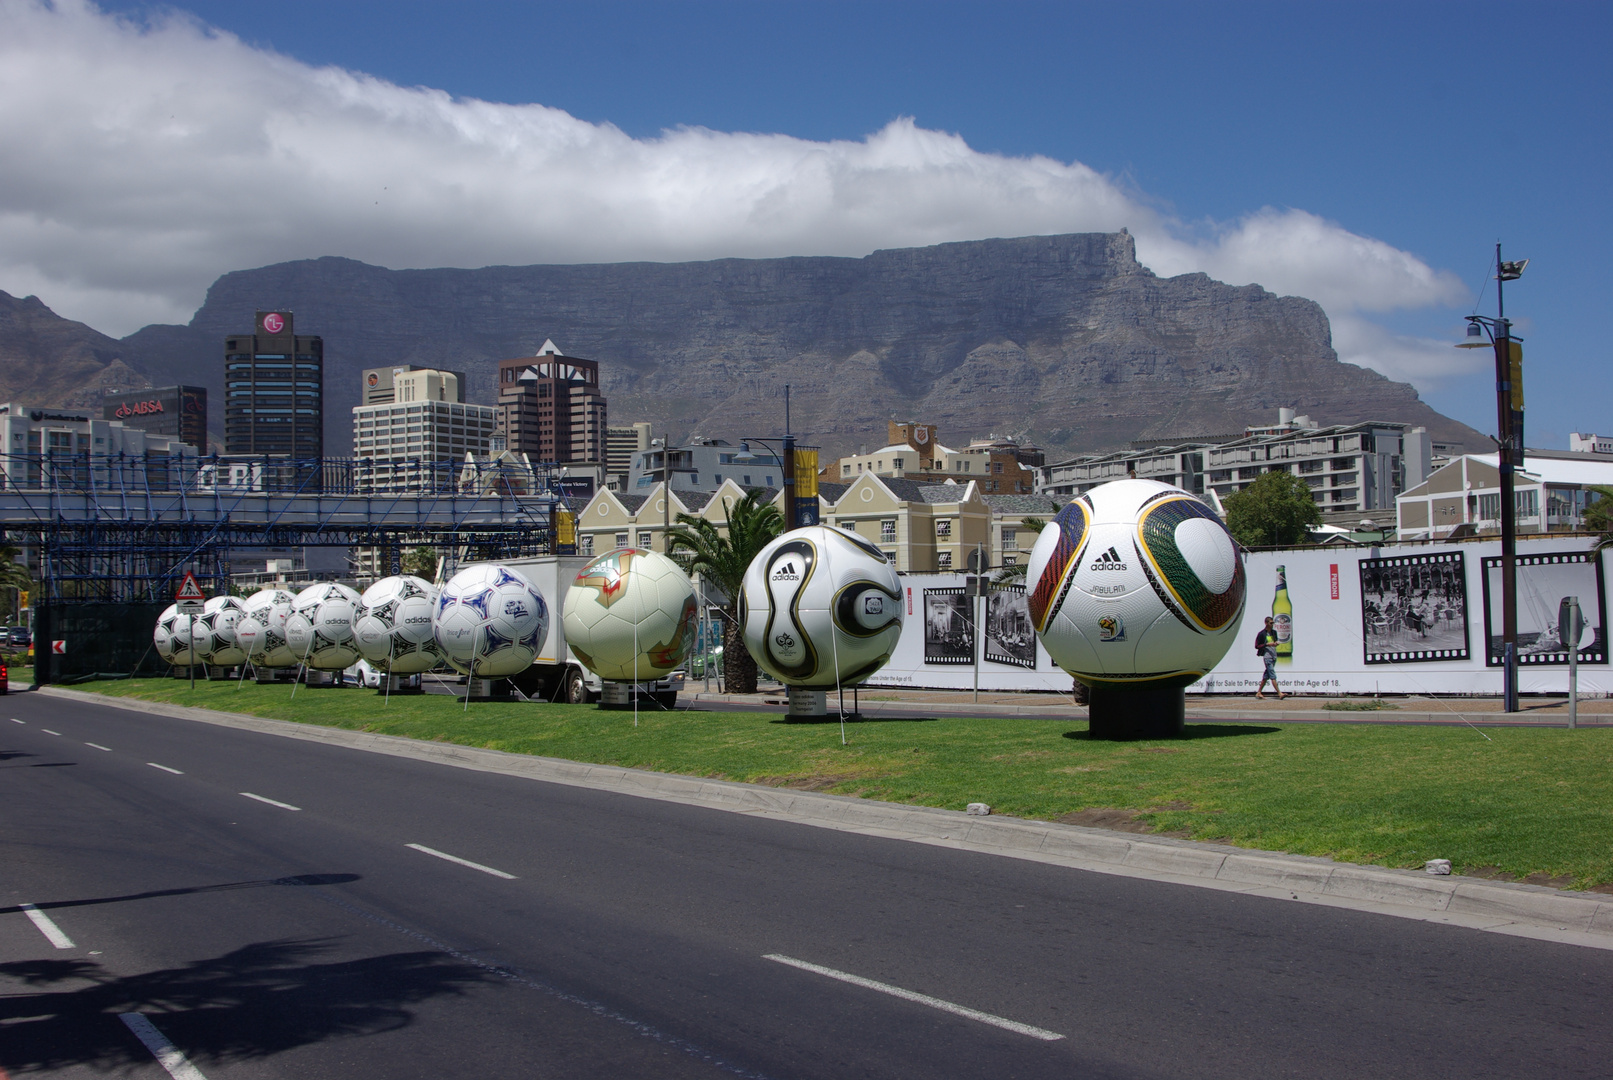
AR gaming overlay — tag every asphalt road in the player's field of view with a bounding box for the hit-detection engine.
[4,691,1611,1079]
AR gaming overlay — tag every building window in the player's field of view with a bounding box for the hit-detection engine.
[614,532,628,548]
[938,550,952,570]
[1299,460,1323,474]
[1003,554,1018,566]
[580,534,594,556]
[842,521,857,533]
[1330,457,1355,471]
[1002,528,1017,550]
[638,531,652,549]
[1210,469,1232,482]
[1238,467,1260,480]
[880,519,896,543]
[893,457,904,470]
[936,519,952,538]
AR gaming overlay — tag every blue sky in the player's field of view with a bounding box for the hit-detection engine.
[7,1,1610,446]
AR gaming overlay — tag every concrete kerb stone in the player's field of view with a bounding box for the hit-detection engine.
[39,686,1613,946]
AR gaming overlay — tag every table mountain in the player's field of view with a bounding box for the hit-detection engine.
[42,232,1491,461]
[0,291,150,410]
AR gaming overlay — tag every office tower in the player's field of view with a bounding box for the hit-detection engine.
[352,369,495,492]
[605,421,653,490]
[223,311,323,463]
[496,340,606,464]
[363,365,469,406]
[101,386,208,451]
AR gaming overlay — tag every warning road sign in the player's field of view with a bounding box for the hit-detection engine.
[51,641,65,655]
[176,572,206,615]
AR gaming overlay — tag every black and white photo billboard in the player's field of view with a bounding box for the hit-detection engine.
[1482,551,1607,666]
[984,584,1035,669]
[923,587,974,664]
[1358,552,1470,664]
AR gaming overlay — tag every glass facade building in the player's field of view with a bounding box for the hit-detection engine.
[224,311,323,482]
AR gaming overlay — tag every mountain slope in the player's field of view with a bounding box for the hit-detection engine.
[0,291,149,409]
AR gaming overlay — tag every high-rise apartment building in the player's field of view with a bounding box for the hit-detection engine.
[605,421,653,490]
[224,311,323,463]
[352,369,495,492]
[496,340,606,465]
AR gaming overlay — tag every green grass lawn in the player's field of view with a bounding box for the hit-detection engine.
[63,675,1613,891]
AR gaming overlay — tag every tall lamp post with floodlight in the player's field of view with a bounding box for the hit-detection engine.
[1456,243,1528,712]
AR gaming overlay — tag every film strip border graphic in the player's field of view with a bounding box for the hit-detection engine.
[1482,551,1607,666]
[922,587,976,665]
[1360,551,1470,664]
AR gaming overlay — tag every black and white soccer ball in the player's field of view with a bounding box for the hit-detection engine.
[284,582,363,671]
[433,563,549,677]
[740,525,903,689]
[235,588,299,668]
[355,575,445,674]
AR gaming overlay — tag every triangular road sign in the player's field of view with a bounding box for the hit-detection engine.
[176,572,206,603]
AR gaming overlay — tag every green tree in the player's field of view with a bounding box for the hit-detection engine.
[1224,471,1322,548]
[401,546,439,582]
[0,544,33,621]
[664,489,784,694]
[1582,486,1613,547]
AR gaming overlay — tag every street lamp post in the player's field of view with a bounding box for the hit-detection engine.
[1457,243,1528,712]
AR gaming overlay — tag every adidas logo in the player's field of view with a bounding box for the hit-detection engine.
[771,561,800,581]
[1089,546,1127,571]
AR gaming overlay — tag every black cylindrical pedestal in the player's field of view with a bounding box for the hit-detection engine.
[1086,683,1186,740]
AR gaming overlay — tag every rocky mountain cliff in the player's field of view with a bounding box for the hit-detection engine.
[24,233,1487,460]
[0,291,150,409]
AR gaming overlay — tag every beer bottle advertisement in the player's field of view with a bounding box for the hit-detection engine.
[1272,564,1293,661]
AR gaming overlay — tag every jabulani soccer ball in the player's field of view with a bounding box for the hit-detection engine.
[740,525,903,688]
[284,582,363,671]
[433,563,549,677]
[354,575,445,674]
[1025,479,1246,690]
[190,595,248,667]
[235,588,299,668]
[563,549,697,682]
[153,603,200,667]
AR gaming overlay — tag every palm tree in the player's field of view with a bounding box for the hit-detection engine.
[1584,486,1613,549]
[0,545,33,621]
[665,489,783,694]
[992,517,1046,584]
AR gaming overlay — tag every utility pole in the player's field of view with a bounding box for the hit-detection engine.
[782,385,796,530]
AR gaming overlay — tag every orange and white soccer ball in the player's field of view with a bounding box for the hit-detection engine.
[562,549,696,682]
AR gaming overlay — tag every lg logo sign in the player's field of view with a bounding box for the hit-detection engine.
[262,312,287,334]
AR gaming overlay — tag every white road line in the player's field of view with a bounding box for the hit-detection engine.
[85,742,112,752]
[762,954,1064,1042]
[10,717,23,723]
[239,792,300,811]
[119,1013,209,1080]
[19,903,75,949]
[406,843,517,879]
[41,729,61,736]
[147,762,184,775]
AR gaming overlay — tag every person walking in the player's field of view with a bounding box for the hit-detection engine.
[1254,615,1286,700]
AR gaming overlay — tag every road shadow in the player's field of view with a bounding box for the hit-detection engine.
[1062,724,1281,742]
[0,875,361,917]
[0,938,494,1074]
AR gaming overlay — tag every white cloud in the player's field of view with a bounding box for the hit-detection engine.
[0,0,1471,393]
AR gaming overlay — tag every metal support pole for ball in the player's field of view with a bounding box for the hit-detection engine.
[1086,683,1186,740]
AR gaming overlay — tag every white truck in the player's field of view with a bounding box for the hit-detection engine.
[500,554,685,707]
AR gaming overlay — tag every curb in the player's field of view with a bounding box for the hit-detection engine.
[41,686,1613,950]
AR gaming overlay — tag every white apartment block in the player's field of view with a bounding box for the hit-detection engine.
[352,370,495,492]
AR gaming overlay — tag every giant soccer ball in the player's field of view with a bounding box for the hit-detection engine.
[433,564,549,677]
[153,603,199,667]
[1026,479,1246,689]
[563,549,697,682]
[235,588,299,668]
[354,575,445,674]
[190,595,248,667]
[284,582,363,671]
[740,525,903,688]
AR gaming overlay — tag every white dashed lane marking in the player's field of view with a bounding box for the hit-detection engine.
[763,954,1064,1041]
[85,742,112,752]
[41,729,61,736]
[19,903,75,949]
[120,1013,209,1079]
[406,843,517,879]
[147,763,184,774]
[239,792,300,811]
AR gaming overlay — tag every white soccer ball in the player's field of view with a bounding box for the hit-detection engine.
[153,603,200,667]
[284,582,363,671]
[354,575,445,674]
[740,525,904,688]
[433,563,549,677]
[235,588,299,668]
[1025,479,1246,690]
[191,595,248,667]
[563,548,697,682]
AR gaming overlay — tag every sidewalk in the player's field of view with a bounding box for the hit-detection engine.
[683,686,1613,726]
